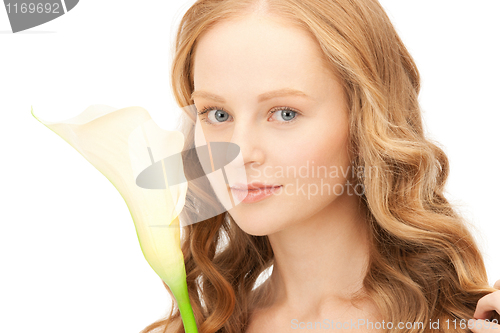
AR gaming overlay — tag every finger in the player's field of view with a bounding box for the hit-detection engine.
[494,280,500,290]
[474,290,500,320]
[469,319,500,333]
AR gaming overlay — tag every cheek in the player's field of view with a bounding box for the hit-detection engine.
[319,132,350,169]
[278,126,350,178]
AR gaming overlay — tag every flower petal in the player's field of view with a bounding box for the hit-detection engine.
[32,104,188,294]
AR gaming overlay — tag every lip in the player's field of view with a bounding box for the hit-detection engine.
[229,182,282,204]
[230,182,282,190]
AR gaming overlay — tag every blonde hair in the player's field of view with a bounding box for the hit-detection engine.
[141,1,499,332]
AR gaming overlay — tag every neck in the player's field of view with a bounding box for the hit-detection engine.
[265,192,372,319]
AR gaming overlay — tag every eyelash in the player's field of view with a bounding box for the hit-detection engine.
[197,106,301,126]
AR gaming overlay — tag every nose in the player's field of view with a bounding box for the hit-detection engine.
[229,119,265,168]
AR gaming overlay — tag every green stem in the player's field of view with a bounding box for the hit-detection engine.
[172,279,198,333]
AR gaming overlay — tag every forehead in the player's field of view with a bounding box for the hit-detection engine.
[192,14,333,93]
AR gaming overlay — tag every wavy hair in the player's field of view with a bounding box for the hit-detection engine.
[141,0,499,332]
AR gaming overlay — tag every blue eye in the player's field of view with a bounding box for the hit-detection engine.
[197,107,232,125]
[271,108,298,123]
[197,106,300,125]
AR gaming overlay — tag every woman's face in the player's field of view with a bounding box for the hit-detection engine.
[192,13,356,236]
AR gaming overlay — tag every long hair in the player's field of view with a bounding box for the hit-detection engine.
[141,1,499,332]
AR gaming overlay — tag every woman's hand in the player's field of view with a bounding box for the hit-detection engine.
[470,280,500,332]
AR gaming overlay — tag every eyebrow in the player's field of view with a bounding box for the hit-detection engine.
[191,88,313,103]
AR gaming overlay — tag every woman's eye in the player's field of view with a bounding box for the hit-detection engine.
[271,109,298,123]
[207,109,231,123]
[198,107,232,125]
[198,106,299,125]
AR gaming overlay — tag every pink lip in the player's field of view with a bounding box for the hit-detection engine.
[229,183,282,203]
[230,182,281,190]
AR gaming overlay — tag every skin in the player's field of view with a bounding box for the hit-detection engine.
[190,11,500,333]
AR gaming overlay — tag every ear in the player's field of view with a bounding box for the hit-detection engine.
[494,280,500,290]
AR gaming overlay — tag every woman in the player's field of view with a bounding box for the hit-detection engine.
[142,0,500,332]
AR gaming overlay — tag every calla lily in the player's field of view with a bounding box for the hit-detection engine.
[31,105,198,333]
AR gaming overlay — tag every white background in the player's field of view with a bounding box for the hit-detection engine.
[0,1,498,332]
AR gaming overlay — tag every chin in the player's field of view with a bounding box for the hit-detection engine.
[228,213,278,236]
